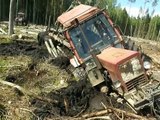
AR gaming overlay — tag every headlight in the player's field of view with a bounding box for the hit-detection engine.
[143,61,151,69]
[113,80,121,89]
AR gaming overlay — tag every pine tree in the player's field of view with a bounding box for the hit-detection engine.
[8,0,16,35]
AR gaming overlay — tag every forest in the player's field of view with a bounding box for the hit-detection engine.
[0,0,160,41]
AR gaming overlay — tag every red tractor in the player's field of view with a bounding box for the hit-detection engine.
[39,4,160,117]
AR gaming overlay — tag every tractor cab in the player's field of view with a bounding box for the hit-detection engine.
[68,13,122,60]
[58,4,123,63]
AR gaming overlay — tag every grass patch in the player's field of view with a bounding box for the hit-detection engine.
[0,59,9,73]
[0,35,11,43]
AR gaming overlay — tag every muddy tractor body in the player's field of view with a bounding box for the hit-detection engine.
[43,4,160,116]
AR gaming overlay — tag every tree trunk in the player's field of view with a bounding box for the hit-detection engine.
[8,0,16,35]
[25,0,28,18]
[48,15,51,28]
[53,0,56,24]
[36,12,38,24]
[151,21,157,40]
[16,0,19,16]
[145,21,152,39]
[0,0,1,20]
[157,30,160,41]
[45,0,49,25]
[1,0,4,20]
[33,0,36,23]
[60,0,64,14]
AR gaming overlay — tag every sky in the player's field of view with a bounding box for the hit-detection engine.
[116,0,160,17]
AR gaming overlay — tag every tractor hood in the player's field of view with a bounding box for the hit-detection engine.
[97,47,139,72]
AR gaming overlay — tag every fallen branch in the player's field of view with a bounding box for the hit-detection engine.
[82,109,111,118]
[86,116,111,120]
[101,102,122,120]
[64,96,69,113]
[0,28,7,34]
[0,79,58,104]
[82,107,148,120]
[109,107,148,120]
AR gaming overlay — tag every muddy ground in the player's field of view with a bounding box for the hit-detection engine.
[0,24,160,120]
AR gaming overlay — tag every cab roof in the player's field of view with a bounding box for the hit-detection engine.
[57,4,101,28]
[97,47,139,72]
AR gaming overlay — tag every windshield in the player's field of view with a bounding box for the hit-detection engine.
[119,57,143,82]
[69,13,117,59]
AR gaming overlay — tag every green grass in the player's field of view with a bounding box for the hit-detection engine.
[0,59,9,73]
[0,35,11,43]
